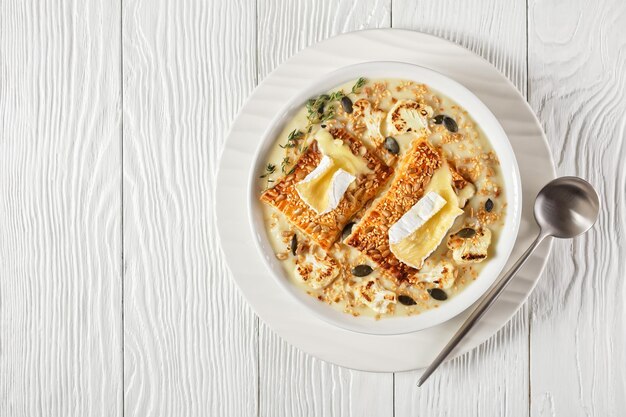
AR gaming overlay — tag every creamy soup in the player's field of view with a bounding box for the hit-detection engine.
[257,78,506,319]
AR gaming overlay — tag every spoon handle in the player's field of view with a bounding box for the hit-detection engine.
[417,232,549,387]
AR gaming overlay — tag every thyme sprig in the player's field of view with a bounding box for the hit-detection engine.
[306,93,340,125]
[279,129,304,149]
[305,95,330,124]
[259,163,277,190]
[304,77,367,126]
[351,77,366,94]
[259,163,276,178]
[281,156,290,174]
[328,90,345,102]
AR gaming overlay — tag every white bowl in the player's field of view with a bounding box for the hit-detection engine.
[248,61,521,335]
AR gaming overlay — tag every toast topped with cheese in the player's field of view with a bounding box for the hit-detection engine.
[260,127,393,250]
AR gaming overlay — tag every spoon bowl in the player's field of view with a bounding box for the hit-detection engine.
[534,177,600,239]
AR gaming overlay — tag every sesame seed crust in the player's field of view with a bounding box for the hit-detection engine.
[345,139,442,283]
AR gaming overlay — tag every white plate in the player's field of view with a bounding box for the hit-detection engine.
[248,61,522,335]
[216,29,555,372]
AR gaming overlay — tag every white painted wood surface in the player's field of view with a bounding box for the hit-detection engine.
[122,1,257,416]
[0,1,122,416]
[528,1,626,415]
[1,0,624,416]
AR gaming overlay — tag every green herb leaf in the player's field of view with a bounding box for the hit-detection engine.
[281,156,291,174]
[259,163,276,178]
[328,90,345,101]
[305,91,342,125]
[279,129,304,149]
[288,129,303,140]
[320,110,335,122]
[351,77,367,94]
[303,77,365,126]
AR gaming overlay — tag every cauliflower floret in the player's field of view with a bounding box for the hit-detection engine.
[351,99,385,142]
[295,252,340,289]
[386,100,433,135]
[446,163,475,207]
[457,183,476,208]
[417,260,456,289]
[353,278,397,314]
[447,227,492,264]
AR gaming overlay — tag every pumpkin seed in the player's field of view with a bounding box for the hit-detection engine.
[457,228,476,238]
[398,295,417,306]
[485,198,494,212]
[433,114,445,124]
[290,234,298,256]
[443,116,458,132]
[341,222,355,241]
[352,264,373,277]
[383,136,400,154]
[341,96,354,114]
[427,288,448,301]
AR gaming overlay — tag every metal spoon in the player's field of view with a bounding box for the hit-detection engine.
[417,176,600,386]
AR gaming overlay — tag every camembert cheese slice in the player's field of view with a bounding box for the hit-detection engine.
[389,163,464,269]
[388,191,447,245]
[295,130,369,214]
[295,155,334,213]
[327,169,356,212]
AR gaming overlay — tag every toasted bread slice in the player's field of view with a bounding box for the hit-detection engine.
[260,128,393,250]
[345,139,442,282]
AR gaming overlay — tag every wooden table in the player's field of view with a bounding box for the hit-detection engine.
[1,1,624,415]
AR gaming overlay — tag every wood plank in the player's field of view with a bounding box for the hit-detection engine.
[256,1,394,416]
[260,330,393,417]
[528,1,626,415]
[392,1,530,415]
[258,0,391,80]
[121,1,258,415]
[0,0,122,416]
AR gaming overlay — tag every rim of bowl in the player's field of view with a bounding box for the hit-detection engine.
[246,61,522,335]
